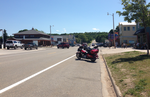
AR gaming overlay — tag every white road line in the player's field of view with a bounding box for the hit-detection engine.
[0,54,76,94]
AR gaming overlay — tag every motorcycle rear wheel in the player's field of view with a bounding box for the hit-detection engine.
[91,59,96,62]
[76,53,81,60]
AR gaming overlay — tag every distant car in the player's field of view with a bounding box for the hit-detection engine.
[5,40,24,49]
[97,43,103,47]
[24,42,38,50]
[92,43,95,46]
[77,44,81,46]
[103,43,108,47]
[57,42,69,49]
[82,43,87,47]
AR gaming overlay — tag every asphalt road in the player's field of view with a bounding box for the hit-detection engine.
[0,46,102,97]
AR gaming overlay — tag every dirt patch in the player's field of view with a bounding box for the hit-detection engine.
[116,64,123,68]
[124,78,134,89]
[104,53,125,57]
[121,69,126,72]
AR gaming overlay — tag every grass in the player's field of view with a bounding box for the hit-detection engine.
[104,51,150,97]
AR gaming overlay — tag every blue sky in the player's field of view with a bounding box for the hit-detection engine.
[1,0,149,36]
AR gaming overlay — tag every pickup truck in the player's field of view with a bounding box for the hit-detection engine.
[24,42,38,50]
[5,40,24,49]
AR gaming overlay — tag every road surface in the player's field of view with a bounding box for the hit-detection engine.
[0,47,103,97]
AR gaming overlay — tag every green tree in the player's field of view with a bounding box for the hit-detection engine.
[75,38,81,43]
[116,0,150,55]
[61,33,67,35]
[109,29,114,34]
[78,34,88,43]
[3,29,8,48]
[18,29,28,33]
[35,29,45,33]
[115,26,119,32]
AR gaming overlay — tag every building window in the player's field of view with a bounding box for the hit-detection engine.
[25,35,29,37]
[129,40,135,44]
[15,35,19,38]
[19,35,23,38]
[30,35,34,37]
[127,27,130,31]
[57,38,62,41]
[124,27,126,31]
[63,39,66,42]
[132,27,135,31]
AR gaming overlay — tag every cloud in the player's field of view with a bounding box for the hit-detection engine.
[63,28,66,32]
[56,30,59,32]
[93,28,99,31]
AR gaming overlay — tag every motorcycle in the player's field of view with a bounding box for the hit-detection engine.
[76,45,99,62]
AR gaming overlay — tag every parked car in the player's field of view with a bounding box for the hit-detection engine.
[77,44,81,46]
[24,42,38,50]
[92,43,95,46]
[82,43,87,47]
[97,43,103,47]
[103,43,108,47]
[5,40,24,49]
[57,42,69,49]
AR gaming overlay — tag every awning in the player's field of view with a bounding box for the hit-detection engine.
[134,28,145,35]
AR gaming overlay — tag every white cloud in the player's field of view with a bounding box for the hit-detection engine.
[63,28,66,32]
[93,28,99,31]
[56,30,59,32]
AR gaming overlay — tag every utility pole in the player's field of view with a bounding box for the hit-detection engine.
[50,25,54,47]
[0,29,4,49]
[112,13,116,48]
[50,25,51,47]
[107,12,116,48]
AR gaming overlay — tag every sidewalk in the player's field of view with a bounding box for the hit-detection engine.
[100,47,147,54]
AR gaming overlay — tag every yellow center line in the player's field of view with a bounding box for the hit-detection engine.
[48,52,56,54]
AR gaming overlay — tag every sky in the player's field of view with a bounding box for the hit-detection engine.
[0,0,150,36]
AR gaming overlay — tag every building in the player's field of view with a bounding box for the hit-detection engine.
[119,22,137,46]
[12,28,51,46]
[51,35,63,45]
[51,35,76,46]
[134,22,150,48]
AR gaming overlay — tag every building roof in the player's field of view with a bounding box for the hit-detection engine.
[13,30,49,36]
[51,35,74,39]
[13,37,51,41]
[119,22,136,25]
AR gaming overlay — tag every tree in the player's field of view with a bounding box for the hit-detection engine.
[109,29,114,34]
[61,33,67,35]
[78,34,88,43]
[18,29,28,33]
[75,38,81,43]
[3,29,8,48]
[115,26,119,32]
[116,0,150,55]
[35,29,45,33]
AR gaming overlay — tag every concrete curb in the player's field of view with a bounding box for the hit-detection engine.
[100,50,122,97]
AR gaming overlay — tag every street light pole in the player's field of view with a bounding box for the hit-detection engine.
[107,12,116,48]
[112,13,116,48]
[50,25,54,47]
[0,29,4,49]
[50,25,51,46]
